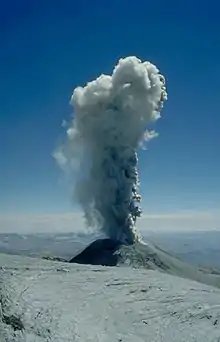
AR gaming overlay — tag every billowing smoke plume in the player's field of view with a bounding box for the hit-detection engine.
[54,56,167,245]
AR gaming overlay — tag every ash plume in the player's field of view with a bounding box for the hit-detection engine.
[54,56,167,244]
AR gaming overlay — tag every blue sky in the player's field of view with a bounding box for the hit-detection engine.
[0,1,220,231]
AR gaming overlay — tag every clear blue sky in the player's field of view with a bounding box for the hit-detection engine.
[1,0,220,216]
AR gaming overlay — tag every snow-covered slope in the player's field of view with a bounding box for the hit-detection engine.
[117,241,220,288]
[1,254,220,342]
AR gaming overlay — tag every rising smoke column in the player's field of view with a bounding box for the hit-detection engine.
[54,56,167,245]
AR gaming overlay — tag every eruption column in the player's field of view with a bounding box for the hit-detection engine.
[54,56,167,245]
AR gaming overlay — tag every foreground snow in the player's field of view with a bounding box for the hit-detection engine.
[1,254,220,342]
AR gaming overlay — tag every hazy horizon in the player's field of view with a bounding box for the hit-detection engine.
[1,211,220,234]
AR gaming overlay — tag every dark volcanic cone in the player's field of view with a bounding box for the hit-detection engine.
[69,238,122,266]
[69,238,220,289]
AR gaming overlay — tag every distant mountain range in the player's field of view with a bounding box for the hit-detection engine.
[0,230,219,269]
[0,232,99,260]
[144,230,220,269]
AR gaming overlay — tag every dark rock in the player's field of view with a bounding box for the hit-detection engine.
[2,314,24,331]
[42,256,68,262]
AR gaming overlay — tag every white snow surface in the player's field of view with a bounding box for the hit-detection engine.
[1,253,220,342]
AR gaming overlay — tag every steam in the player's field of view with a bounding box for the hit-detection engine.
[54,56,167,244]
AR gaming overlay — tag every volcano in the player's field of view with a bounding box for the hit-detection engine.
[70,238,220,288]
